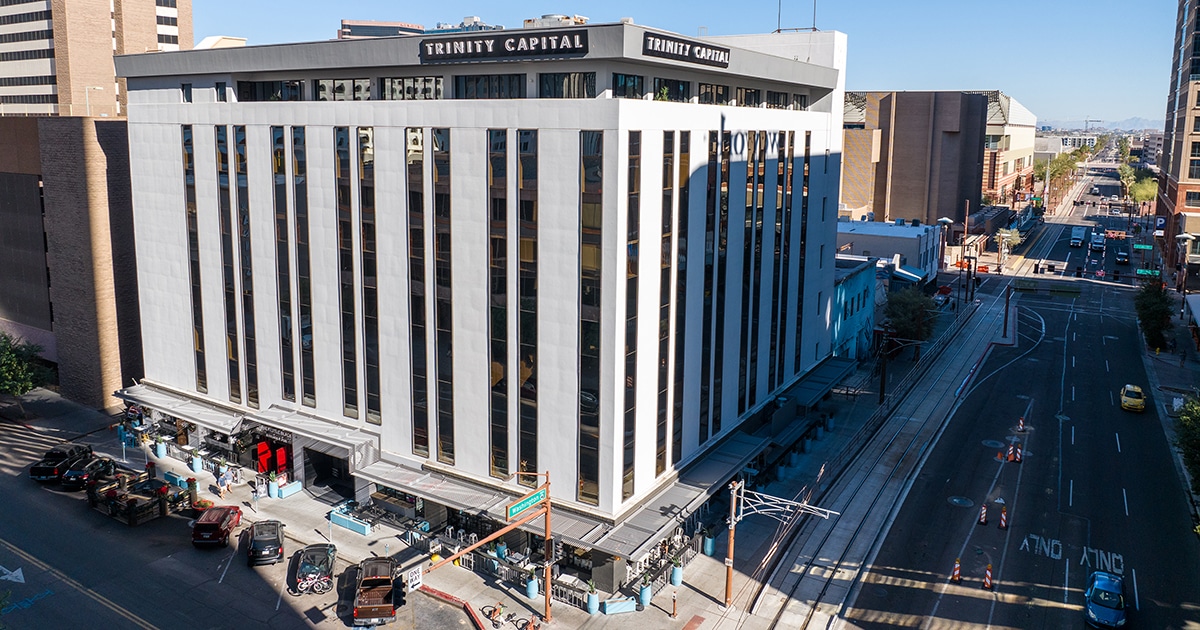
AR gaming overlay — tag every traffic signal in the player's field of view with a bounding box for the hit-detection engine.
[553,535,564,561]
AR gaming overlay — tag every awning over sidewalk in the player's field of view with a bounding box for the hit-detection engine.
[786,356,858,409]
[114,382,245,434]
[251,405,379,472]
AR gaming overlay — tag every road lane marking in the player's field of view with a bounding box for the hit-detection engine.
[1064,563,1070,604]
[1132,568,1139,610]
[1072,356,1076,368]
[1122,488,1128,516]
[1071,426,1075,445]
[1115,433,1121,453]
[0,535,156,630]
[218,550,235,584]
[1069,480,1074,507]
[1105,360,1110,372]
[1072,386,1076,401]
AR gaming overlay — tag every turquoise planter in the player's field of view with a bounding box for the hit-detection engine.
[638,584,652,607]
[702,536,715,556]
[586,592,599,615]
[154,442,166,458]
[495,541,507,560]
[670,566,682,586]
[190,455,202,472]
[267,480,279,498]
[525,578,538,600]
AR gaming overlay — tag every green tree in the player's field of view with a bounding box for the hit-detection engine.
[0,332,49,418]
[883,286,935,351]
[1174,398,1200,495]
[1132,280,1173,350]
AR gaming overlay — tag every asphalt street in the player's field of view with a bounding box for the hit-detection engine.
[845,177,1200,629]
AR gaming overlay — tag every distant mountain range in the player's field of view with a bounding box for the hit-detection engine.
[1040,117,1162,132]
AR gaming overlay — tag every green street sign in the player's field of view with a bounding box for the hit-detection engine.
[1133,244,1153,250]
[506,487,547,520]
[1135,268,1160,276]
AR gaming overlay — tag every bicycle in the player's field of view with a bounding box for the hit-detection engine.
[480,602,508,629]
[517,616,542,630]
[295,574,333,595]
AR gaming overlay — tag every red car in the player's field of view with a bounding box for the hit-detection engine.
[192,505,242,547]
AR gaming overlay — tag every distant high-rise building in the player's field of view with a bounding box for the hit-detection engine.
[0,0,192,409]
[337,19,423,40]
[1158,0,1200,285]
[841,91,986,231]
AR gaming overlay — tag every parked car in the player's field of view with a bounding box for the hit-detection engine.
[295,543,337,594]
[29,443,93,482]
[1119,384,1145,412]
[1084,571,1127,627]
[353,557,399,626]
[192,505,243,547]
[60,456,117,490]
[246,520,285,566]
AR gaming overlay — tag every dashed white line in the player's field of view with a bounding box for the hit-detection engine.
[218,550,235,584]
[1072,386,1076,401]
[1071,426,1075,445]
[1115,433,1121,453]
[1133,568,1140,610]
[1072,356,1076,368]
[1064,563,1070,604]
[1105,360,1110,372]
[1122,488,1129,516]
[1069,479,1074,507]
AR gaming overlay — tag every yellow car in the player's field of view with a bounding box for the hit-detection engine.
[1119,384,1145,412]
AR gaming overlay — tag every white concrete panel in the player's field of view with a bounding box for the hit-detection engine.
[373,125,411,457]
[303,124,345,419]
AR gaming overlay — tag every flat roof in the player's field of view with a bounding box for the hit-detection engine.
[837,221,937,238]
[115,22,839,91]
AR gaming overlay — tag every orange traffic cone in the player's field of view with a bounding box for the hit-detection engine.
[1007,444,1015,462]
[950,558,962,583]
[1014,443,1023,464]
[983,563,994,590]
[998,506,1008,530]
[977,504,987,526]
[996,450,1004,462]
[1017,417,1026,432]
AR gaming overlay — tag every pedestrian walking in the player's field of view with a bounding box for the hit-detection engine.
[218,469,231,499]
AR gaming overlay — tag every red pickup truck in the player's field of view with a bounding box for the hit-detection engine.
[353,557,399,626]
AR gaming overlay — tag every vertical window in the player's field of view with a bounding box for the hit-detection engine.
[271,127,295,402]
[623,130,641,500]
[671,131,689,465]
[698,132,718,445]
[656,131,674,477]
[182,125,207,393]
[1190,159,1200,180]
[407,128,429,457]
[578,130,603,505]
[215,126,241,404]
[1191,142,1200,158]
[216,82,227,102]
[317,79,372,101]
[488,129,509,478]
[360,127,380,423]
[1193,118,1200,133]
[517,130,538,486]
[538,72,596,98]
[736,87,761,107]
[793,94,809,111]
[739,132,761,414]
[384,77,443,100]
[433,128,454,465]
[766,91,788,109]
[775,132,795,381]
[182,83,192,103]
[653,78,690,102]
[698,83,729,105]
[453,74,526,99]
[612,73,644,99]
[334,127,358,417]
[234,126,258,408]
[768,130,786,390]
[712,131,731,435]
[293,128,317,406]
[794,132,812,373]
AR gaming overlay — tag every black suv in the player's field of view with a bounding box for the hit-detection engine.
[60,456,117,490]
[246,520,285,566]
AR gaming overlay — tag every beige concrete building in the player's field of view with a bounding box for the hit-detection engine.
[0,0,192,409]
[969,90,1037,206]
[841,91,986,230]
[1157,0,1200,284]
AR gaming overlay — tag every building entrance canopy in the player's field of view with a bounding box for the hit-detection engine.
[114,382,244,435]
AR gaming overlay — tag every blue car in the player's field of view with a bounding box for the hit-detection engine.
[1084,571,1127,627]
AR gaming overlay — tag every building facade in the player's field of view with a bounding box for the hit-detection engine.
[836,220,941,287]
[841,91,985,227]
[831,256,875,361]
[0,0,192,408]
[115,23,848,574]
[1158,0,1200,276]
[969,90,1037,206]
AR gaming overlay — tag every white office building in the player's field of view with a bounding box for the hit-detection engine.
[114,20,849,583]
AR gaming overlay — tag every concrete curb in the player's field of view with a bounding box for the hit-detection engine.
[420,585,485,629]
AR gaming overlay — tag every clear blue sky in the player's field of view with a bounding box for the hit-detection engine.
[195,0,1175,125]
